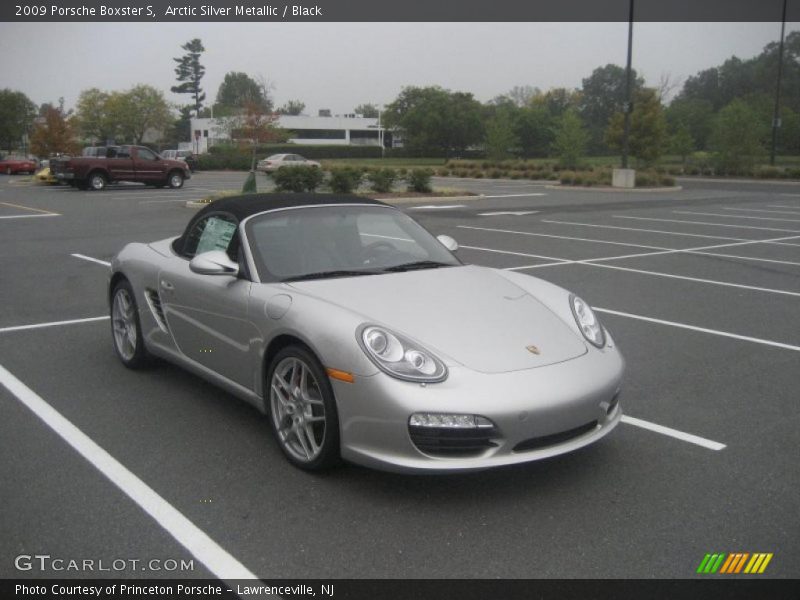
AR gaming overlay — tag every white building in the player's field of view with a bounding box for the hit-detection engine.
[186,114,386,154]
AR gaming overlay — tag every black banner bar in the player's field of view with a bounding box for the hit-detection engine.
[3,579,800,600]
[2,0,798,23]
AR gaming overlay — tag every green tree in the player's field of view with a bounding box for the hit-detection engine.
[29,102,80,157]
[214,71,271,116]
[383,86,484,157]
[171,38,206,116]
[0,89,37,151]
[74,88,115,143]
[538,87,581,119]
[665,98,714,151]
[552,109,588,169]
[354,103,380,118]
[776,106,800,156]
[606,88,668,166]
[109,85,173,144]
[485,107,519,160]
[277,100,305,116]
[669,125,695,166]
[579,64,644,154]
[515,103,555,158]
[710,99,767,174]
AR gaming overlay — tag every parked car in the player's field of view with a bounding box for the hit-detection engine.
[51,145,191,191]
[0,155,37,175]
[161,149,198,172]
[108,193,624,472]
[257,154,321,173]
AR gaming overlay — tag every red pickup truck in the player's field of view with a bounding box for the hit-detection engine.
[51,145,191,191]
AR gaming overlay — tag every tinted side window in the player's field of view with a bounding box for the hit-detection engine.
[183,214,238,259]
[137,148,157,161]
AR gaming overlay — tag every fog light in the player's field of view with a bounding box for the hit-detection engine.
[409,413,494,429]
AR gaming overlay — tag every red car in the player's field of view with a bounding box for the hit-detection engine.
[0,156,37,175]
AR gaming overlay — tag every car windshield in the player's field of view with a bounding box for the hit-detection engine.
[244,205,462,282]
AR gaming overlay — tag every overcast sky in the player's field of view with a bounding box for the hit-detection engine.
[1,22,797,114]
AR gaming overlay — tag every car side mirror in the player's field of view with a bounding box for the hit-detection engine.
[437,234,458,252]
[189,250,240,277]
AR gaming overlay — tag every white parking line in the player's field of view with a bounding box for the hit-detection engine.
[0,363,258,580]
[477,210,540,216]
[458,224,671,250]
[581,262,800,298]
[409,205,466,210]
[0,316,109,334]
[674,210,800,223]
[621,416,726,451]
[614,215,800,234]
[594,306,800,353]
[480,193,546,199]
[769,204,800,209]
[460,244,570,264]
[0,213,59,220]
[541,219,800,248]
[72,254,111,267]
[459,225,800,269]
[723,207,800,216]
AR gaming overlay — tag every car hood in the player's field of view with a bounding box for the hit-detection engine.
[288,265,587,374]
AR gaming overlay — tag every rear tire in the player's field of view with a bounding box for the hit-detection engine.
[110,280,151,369]
[88,171,107,191]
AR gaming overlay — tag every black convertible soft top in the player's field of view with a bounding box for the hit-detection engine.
[174,192,390,254]
[195,192,387,223]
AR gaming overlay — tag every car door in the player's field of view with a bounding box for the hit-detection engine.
[132,147,164,183]
[106,146,135,180]
[159,213,256,389]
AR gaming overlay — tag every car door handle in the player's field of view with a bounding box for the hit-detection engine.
[160,280,174,291]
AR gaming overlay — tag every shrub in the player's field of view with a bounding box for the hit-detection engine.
[271,166,324,193]
[787,167,800,179]
[366,168,398,193]
[327,167,364,194]
[756,166,781,179]
[660,175,676,186]
[406,169,433,193]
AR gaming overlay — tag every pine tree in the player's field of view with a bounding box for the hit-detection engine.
[171,39,206,117]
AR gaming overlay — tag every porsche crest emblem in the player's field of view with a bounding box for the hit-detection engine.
[526,345,541,355]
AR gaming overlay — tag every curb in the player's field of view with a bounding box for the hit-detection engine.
[675,176,800,186]
[387,194,483,204]
[545,185,682,193]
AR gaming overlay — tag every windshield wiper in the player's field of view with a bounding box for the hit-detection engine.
[283,269,381,282]
[382,261,454,272]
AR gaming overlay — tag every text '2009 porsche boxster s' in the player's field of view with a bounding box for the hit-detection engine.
[109,193,624,473]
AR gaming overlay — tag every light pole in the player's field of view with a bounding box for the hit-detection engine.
[378,108,385,159]
[621,0,635,169]
[770,0,788,166]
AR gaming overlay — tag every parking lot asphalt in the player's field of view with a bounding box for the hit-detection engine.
[0,171,798,580]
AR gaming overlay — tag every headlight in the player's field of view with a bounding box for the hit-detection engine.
[358,325,448,382]
[569,295,605,348]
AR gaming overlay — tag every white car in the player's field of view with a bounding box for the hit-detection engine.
[257,154,321,173]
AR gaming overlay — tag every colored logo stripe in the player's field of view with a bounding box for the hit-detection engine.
[744,553,773,574]
[698,552,773,574]
[697,553,726,573]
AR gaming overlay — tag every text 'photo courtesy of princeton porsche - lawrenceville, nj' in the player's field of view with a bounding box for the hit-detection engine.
[0,1,799,599]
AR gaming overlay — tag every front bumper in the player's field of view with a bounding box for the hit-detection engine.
[55,172,74,180]
[332,345,625,473]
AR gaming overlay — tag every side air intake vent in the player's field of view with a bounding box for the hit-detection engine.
[144,289,168,333]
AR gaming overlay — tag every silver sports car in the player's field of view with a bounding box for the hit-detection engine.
[109,193,624,472]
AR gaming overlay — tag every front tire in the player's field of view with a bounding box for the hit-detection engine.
[110,280,150,369]
[266,345,341,470]
[167,170,184,189]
